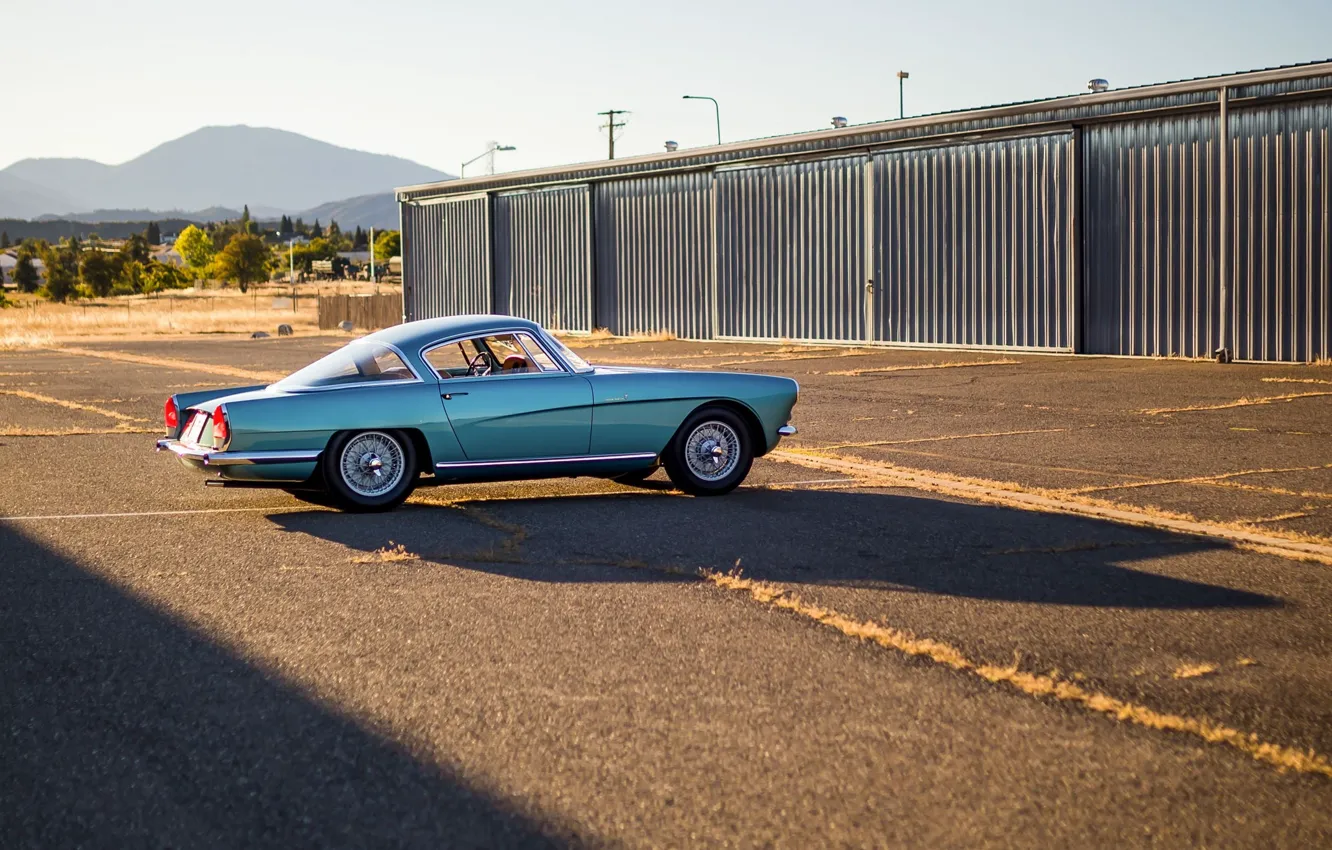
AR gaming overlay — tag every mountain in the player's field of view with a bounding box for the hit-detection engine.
[33,206,243,224]
[0,171,81,220]
[293,192,400,230]
[0,126,451,219]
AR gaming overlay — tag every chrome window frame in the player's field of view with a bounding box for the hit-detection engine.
[270,338,426,393]
[418,327,575,381]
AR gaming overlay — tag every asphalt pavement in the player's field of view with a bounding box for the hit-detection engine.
[2,333,1330,847]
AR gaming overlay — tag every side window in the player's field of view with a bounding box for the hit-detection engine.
[517,333,561,372]
[482,334,541,376]
[424,342,472,378]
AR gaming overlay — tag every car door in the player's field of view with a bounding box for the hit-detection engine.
[424,332,594,461]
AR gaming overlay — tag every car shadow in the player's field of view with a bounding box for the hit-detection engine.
[272,487,1278,610]
[0,524,574,848]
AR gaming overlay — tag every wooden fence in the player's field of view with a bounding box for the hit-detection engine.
[317,293,403,331]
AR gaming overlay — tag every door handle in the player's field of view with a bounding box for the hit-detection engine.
[442,392,469,400]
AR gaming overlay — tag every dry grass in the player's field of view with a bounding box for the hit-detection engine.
[0,286,340,344]
[562,329,678,348]
[770,448,1332,555]
[711,349,878,367]
[1141,391,1332,415]
[351,542,419,564]
[0,424,158,436]
[826,358,1020,377]
[1068,464,1332,497]
[701,568,1332,778]
[1262,376,1332,386]
[56,346,284,382]
[1173,662,1219,680]
[0,330,56,350]
[0,389,145,422]
[815,428,1066,451]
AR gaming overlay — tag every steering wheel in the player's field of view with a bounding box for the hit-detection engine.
[465,350,495,377]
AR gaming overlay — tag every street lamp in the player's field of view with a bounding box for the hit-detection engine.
[461,143,516,177]
[682,95,721,146]
[897,71,910,119]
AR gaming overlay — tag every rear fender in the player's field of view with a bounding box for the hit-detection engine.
[167,385,267,437]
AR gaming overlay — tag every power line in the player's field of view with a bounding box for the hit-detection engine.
[597,109,629,160]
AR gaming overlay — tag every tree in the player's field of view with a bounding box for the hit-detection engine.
[175,225,215,275]
[373,229,401,263]
[145,221,161,245]
[294,217,306,235]
[121,233,150,264]
[214,233,270,293]
[0,230,9,249]
[142,261,190,294]
[39,243,79,302]
[352,226,366,251]
[12,251,40,293]
[80,250,120,297]
[279,214,293,235]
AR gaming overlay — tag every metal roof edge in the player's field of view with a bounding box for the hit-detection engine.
[396,59,1332,200]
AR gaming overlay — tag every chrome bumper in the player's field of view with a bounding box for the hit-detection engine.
[777,424,798,436]
[156,439,320,466]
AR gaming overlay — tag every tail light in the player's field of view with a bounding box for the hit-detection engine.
[212,405,230,449]
[164,396,178,430]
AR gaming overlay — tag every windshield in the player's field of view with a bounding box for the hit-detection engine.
[544,333,591,371]
[273,341,416,389]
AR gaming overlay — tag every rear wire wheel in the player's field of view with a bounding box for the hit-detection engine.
[322,429,417,512]
[663,407,754,496]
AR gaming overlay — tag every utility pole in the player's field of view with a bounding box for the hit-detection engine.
[598,109,629,160]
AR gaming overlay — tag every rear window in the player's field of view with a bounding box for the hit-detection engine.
[273,342,415,389]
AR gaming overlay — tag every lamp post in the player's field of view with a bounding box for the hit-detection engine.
[461,143,516,177]
[896,71,910,119]
[682,95,721,145]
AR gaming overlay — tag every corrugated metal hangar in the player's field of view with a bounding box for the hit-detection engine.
[397,61,1332,362]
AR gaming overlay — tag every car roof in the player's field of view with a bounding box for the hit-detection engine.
[361,314,544,350]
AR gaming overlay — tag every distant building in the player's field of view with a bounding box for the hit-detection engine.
[0,250,45,288]
[152,248,184,267]
[336,251,372,264]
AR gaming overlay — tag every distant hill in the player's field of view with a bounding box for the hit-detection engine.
[33,206,243,224]
[0,125,451,219]
[293,192,401,230]
[0,171,80,220]
[0,217,204,243]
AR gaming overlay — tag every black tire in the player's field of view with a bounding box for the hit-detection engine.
[613,464,660,486]
[322,429,417,512]
[662,407,754,496]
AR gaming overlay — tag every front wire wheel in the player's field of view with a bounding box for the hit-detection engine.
[322,429,417,512]
[663,407,754,496]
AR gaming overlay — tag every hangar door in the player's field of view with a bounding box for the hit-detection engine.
[873,133,1076,350]
[594,172,715,339]
[715,157,868,342]
[400,195,491,321]
[493,186,593,333]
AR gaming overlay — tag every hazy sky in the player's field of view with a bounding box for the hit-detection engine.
[3,0,1329,175]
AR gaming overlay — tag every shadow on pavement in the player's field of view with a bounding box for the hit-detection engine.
[0,525,572,849]
[273,488,1278,610]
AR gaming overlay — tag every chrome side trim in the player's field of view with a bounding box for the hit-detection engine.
[156,439,320,466]
[778,424,798,436]
[436,452,657,470]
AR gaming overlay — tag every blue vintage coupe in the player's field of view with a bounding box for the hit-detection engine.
[157,315,799,511]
